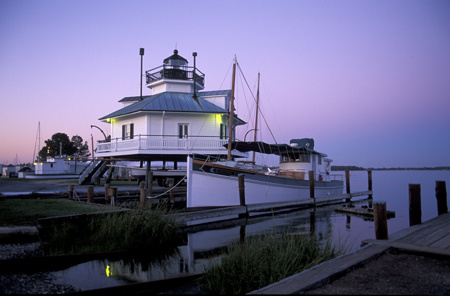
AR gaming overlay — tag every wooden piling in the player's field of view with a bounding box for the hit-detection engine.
[238,174,246,206]
[169,183,174,202]
[409,184,422,226]
[140,182,146,208]
[374,201,388,240]
[109,187,117,206]
[87,186,94,203]
[309,171,315,198]
[147,171,153,196]
[68,185,74,200]
[345,171,351,202]
[436,181,448,215]
[368,170,373,199]
[104,183,110,204]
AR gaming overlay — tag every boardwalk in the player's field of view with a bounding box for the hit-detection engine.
[250,212,450,294]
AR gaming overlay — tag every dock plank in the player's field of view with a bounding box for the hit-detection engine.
[430,233,450,249]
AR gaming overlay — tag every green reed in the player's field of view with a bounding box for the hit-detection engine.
[201,230,345,294]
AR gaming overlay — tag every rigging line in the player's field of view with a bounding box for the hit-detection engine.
[146,175,187,199]
[236,63,277,144]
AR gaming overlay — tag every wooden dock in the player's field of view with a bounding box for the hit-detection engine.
[250,212,450,294]
[335,205,396,219]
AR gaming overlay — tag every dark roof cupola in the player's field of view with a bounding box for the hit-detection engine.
[146,49,205,95]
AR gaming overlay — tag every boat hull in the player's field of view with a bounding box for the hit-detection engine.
[187,157,344,208]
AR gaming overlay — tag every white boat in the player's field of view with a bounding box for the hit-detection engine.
[185,56,344,208]
[186,138,344,208]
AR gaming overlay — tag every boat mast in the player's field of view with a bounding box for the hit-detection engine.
[252,72,260,164]
[227,56,237,161]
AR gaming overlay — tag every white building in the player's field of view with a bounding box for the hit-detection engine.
[95,49,247,163]
[34,156,88,175]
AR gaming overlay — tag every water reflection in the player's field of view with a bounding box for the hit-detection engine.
[52,200,376,291]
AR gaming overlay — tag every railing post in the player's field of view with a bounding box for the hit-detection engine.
[436,181,448,215]
[138,134,141,150]
[115,138,118,151]
[238,174,246,206]
[409,184,422,226]
[374,201,388,240]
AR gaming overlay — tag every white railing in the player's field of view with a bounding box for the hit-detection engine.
[96,135,229,154]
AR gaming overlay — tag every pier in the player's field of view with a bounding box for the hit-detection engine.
[251,212,450,294]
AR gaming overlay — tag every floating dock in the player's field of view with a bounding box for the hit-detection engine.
[335,205,396,219]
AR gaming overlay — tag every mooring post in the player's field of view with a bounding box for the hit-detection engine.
[345,171,351,202]
[109,187,117,206]
[87,185,94,203]
[409,184,422,226]
[104,183,110,204]
[140,182,146,208]
[309,171,315,199]
[374,201,388,240]
[147,171,153,196]
[368,170,373,199]
[169,183,174,203]
[436,181,448,215]
[68,185,74,200]
[238,174,246,206]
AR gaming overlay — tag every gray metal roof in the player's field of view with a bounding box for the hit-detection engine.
[99,91,232,120]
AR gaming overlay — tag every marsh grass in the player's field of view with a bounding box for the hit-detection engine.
[201,230,346,294]
[41,206,180,255]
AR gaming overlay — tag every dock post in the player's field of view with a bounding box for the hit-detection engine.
[238,174,246,206]
[409,184,422,226]
[140,182,146,208]
[147,171,153,196]
[68,185,74,200]
[109,187,117,206]
[374,201,388,240]
[345,171,351,202]
[169,183,174,203]
[368,170,373,199]
[436,181,448,215]
[87,185,94,203]
[309,171,315,199]
[104,183,110,204]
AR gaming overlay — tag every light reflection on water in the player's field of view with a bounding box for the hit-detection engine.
[51,170,450,291]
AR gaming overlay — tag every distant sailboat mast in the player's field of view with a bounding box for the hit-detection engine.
[252,72,260,164]
[33,121,41,162]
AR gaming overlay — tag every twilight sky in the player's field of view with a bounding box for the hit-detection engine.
[1,0,449,168]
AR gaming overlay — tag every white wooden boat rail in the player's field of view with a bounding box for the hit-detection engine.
[96,136,229,154]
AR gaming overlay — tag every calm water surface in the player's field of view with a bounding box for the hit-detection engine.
[52,170,450,291]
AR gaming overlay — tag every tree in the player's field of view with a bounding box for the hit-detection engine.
[38,133,90,161]
[71,135,90,157]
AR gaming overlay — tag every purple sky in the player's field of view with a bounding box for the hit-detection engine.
[1,0,449,168]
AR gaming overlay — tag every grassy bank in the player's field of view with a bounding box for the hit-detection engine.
[41,207,180,255]
[201,231,345,294]
[0,199,116,226]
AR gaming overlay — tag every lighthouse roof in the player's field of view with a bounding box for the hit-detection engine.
[99,90,244,126]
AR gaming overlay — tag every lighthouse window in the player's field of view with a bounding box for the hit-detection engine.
[178,123,189,138]
[121,123,134,140]
[318,155,322,165]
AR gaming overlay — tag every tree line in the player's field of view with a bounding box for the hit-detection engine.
[37,133,90,161]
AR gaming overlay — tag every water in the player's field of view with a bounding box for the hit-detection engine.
[51,170,450,291]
